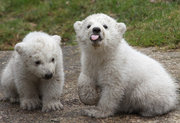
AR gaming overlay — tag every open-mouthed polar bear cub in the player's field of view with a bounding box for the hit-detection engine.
[0,31,64,112]
[74,13,178,118]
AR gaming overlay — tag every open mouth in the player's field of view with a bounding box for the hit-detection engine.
[90,34,102,42]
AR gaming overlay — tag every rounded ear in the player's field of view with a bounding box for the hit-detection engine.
[116,22,126,34]
[73,21,83,33]
[52,35,61,44]
[15,43,25,55]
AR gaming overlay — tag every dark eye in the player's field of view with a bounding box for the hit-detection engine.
[103,25,108,29]
[87,25,91,29]
[51,58,55,62]
[35,60,41,65]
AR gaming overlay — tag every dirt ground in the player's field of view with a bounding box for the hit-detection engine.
[0,46,179,123]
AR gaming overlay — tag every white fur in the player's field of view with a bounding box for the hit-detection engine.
[74,13,178,118]
[0,31,64,112]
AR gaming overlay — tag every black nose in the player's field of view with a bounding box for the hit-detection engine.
[44,73,53,79]
[93,27,101,33]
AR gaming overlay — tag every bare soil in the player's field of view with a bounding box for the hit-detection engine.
[0,46,179,123]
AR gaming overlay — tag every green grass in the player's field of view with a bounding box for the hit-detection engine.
[0,0,180,50]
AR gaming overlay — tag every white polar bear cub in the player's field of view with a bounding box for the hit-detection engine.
[74,13,178,118]
[0,31,64,112]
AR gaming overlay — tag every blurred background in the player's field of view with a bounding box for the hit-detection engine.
[0,0,179,50]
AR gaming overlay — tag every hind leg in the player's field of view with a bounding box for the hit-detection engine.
[1,88,19,103]
[131,81,177,117]
[1,69,19,103]
[1,73,19,103]
[139,100,176,117]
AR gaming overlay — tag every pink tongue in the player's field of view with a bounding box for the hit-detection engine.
[91,35,99,40]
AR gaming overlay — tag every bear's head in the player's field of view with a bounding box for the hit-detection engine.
[74,13,126,50]
[15,32,61,80]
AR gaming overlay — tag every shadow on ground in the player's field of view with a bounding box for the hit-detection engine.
[0,46,179,123]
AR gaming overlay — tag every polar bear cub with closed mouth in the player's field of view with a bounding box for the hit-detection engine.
[74,13,178,118]
[0,31,64,112]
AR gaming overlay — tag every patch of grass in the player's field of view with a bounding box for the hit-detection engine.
[0,0,179,50]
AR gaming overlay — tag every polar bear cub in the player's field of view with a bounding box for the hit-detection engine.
[74,13,178,118]
[0,31,64,112]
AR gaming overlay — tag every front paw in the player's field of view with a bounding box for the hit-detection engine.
[83,108,113,118]
[42,100,63,112]
[78,85,100,105]
[20,98,41,110]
